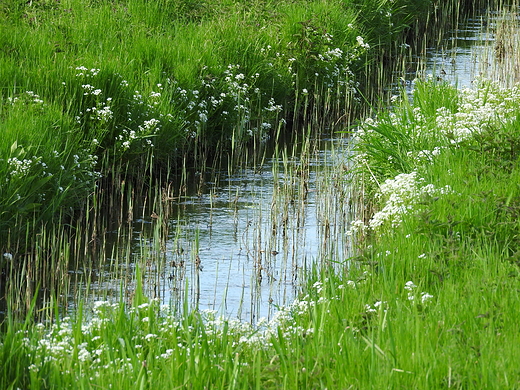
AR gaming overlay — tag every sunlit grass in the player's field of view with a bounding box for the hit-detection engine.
[340,65,520,387]
[0,0,374,254]
[5,59,520,390]
[3,0,520,389]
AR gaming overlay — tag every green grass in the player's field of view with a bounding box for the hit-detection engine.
[4,1,520,389]
[0,0,456,321]
[3,63,520,390]
[0,0,460,253]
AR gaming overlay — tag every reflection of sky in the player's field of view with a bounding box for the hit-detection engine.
[393,16,499,94]
[78,137,353,323]
[154,140,352,322]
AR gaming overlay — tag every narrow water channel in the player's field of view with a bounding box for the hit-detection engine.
[72,8,508,323]
[82,135,354,323]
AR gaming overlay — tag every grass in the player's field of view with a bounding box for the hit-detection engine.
[0,0,467,253]
[341,72,520,387]
[4,41,520,390]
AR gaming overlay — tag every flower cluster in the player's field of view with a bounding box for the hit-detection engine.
[73,67,168,154]
[347,171,453,235]
[404,281,434,305]
[365,300,386,313]
[172,64,284,143]
[356,36,370,50]
[387,76,520,147]
[117,118,160,150]
[75,66,100,77]
[79,83,113,123]
[73,68,115,131]
[6,156,42,179]
[435,77,520,143]
[5,142,100,209]
[7,90,44,105]
[407,146,442,164]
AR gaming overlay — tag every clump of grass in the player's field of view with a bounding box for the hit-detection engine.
[349,75,520,233]
[0,278,343,389]
[0,92,100,244]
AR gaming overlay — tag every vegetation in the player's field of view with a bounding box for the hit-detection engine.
[0,0,477,252]
[3,0,520,389]
[3,75,520,389]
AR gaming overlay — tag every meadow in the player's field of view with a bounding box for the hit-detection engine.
[2,0,520,388]
[4,75,520,389]
[0,0,421,318]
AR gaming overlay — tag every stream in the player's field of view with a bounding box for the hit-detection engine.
[73,9,507,323]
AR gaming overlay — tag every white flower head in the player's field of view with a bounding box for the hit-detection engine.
[356,36,370,49]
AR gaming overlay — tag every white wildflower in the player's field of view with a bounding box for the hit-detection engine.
[356,36,370,49]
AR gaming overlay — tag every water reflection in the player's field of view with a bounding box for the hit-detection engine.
[399,13,502,91]
[81,135,354,323]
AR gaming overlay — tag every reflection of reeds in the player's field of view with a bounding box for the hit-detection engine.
[492,4,520,86]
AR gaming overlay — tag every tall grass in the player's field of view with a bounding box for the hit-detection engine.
[3,1,520,388]
[0,0,362,252]
[339,31,520,386]
[0,0,462,315]
[0,0,469,252]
